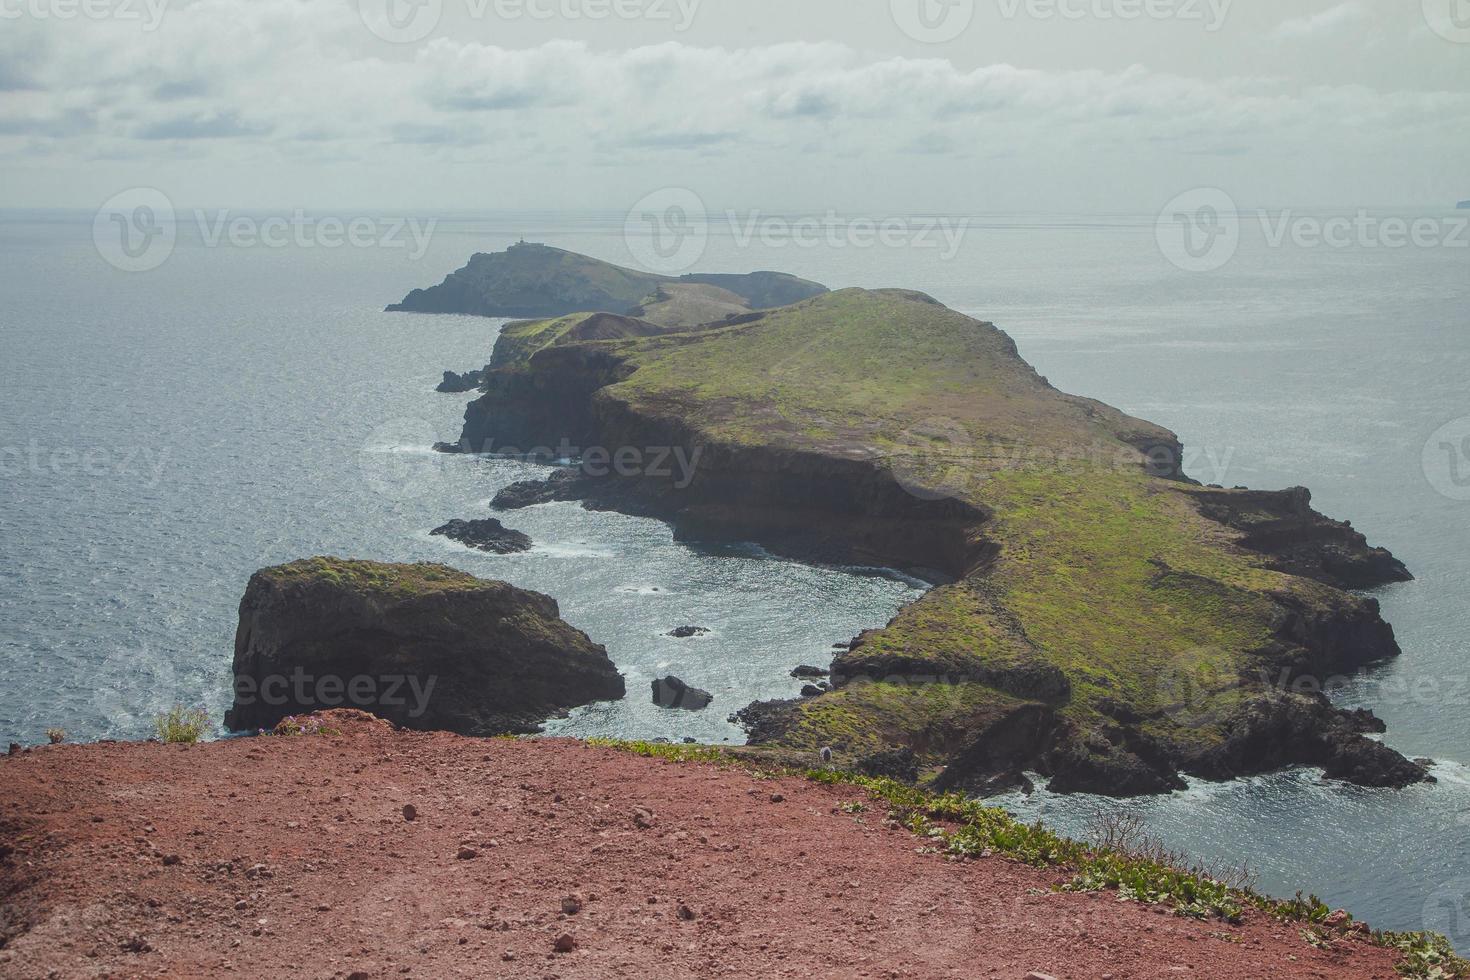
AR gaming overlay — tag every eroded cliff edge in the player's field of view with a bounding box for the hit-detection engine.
[443,285,1422,796]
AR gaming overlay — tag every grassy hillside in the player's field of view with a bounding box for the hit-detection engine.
[479,287,1416,792]
[388,242,827,319]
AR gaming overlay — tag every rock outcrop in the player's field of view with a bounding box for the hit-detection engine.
[651,675,713,710]
[224,558,624,735]
[430,518,532,554]
[1182,485,1411,589]
[437,368,486,393]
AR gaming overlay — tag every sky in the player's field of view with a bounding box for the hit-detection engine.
[0,0,1467,212]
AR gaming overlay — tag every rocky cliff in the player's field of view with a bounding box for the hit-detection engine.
[446,287,1425,796]
[223,558,624,735]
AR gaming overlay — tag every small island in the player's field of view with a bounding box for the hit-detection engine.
[386,240,828,319]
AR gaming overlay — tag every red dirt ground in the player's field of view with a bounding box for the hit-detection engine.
[0,711,1408,979]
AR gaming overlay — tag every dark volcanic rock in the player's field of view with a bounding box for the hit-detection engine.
[430,518,532,554]
[731,698,801,743]
[790,665,830,679]
[1184,485,1411,589]
[852,747,920,783]
[927,703,1061,795]
[437,369,485,393]
[1042,724,1187,796]
[799,684,823,698]
[651,676,713,710]
[1181,690,1431,789]
[224,558,624,735]
[491,470,588,510]
[1341,707,1387,734]
[667,626,710,638]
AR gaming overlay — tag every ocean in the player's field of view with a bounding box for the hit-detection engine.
[1,206,1466,941]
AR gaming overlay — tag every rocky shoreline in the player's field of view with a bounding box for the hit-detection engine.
[444,276,1427,797]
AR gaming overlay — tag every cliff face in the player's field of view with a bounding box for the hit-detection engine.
[223,558,624,735]
[450,287,1424,796]
[386,242,828,320]
[1180,485,1412,589]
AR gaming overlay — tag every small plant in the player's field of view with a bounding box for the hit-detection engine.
[1084,807,1258,893]
[269,713,340,737]
[45,728,65,744]
[154,707,211,744]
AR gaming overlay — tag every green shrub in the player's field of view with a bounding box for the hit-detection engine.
[154,707,211,744]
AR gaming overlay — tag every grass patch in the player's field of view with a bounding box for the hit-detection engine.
[748,680,1022,763]
[491,313,597,369]
[154,707,211,744]
[259,557,484,598]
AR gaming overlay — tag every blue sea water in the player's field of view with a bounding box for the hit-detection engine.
[1,207,1466,941]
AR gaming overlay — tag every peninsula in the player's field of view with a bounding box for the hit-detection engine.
[430,247,1423,797]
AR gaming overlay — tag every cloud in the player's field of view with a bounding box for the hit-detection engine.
[136,112,271,140]
[0,0,1466,208]
[621,130,736,149]
[1270,2,1367,41]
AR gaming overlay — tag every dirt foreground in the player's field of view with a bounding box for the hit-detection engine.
[0,712,1406,979]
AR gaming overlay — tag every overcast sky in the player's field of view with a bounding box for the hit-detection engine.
[1,0,1466,212]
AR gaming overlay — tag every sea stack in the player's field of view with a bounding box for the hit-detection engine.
[224,558,624,735]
